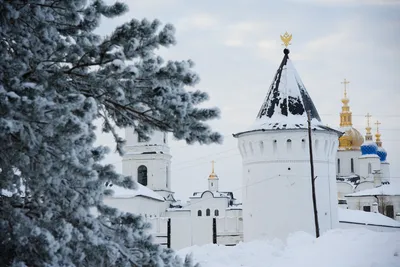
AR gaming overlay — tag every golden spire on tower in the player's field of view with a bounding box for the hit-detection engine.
[375,120,382,147]
[339,78,352,127]
[209,160,218,179]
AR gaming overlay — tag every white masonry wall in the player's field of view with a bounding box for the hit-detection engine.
[238,129,339,242]
[358,155,380,181]
[336,150,360,176]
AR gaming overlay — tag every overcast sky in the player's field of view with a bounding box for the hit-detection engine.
[97,0,400,202]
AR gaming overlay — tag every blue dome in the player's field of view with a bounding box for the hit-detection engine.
[377,147,387,162]
[360,142,378,155]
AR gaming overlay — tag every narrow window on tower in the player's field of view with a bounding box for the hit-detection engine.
[214,209,219,216]
[301,139,306,150]
[206,209,211,216]
[368,163,372,174]
[166,166,169,188]
[315,139,319,154]
[242,142,247,156]
[287,139,292,152]
[259,141,264,154]
[138,165,148,186]
[249,142,254,155]
[337,159,341,174]
[324,140,328,155]
[273,140,277,154]
[163,133,167,144]
[198,210,202,217]
[351,158,354,173]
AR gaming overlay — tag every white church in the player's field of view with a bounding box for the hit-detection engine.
[104,39,400,249]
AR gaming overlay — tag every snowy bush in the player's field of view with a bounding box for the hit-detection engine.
[0,0,220,266]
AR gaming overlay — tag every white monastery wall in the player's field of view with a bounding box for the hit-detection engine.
[189,192,228,218]
[238,129,339,241]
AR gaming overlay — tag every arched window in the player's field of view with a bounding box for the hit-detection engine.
[368,163,372,174]
[351,158,354,173]
[214,209,219,216]
[337,159,341,174]
[197,210,202,216]
[138,165,148,186]
[206,208,211,216]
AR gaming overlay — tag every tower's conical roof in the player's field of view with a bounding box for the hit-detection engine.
[250,48,323,131]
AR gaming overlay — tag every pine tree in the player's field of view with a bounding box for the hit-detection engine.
[0,1,221,266]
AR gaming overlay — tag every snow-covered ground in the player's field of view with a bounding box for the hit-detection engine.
[178,228,400,267]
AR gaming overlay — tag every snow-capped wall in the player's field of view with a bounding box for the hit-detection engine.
[237,129,339,241]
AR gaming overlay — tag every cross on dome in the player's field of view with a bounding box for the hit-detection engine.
[363,113,374,142]
[341,78,350,99]
[365,113,372,127]
[375,120,381,133]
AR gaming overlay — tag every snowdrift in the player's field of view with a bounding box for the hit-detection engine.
[178,228,400,267]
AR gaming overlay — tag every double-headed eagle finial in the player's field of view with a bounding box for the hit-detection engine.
[280,32,292,48]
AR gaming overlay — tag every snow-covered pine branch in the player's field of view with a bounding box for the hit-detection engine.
[0,0,216,266]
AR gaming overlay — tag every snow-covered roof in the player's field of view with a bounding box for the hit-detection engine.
[336,175,360,188]
[338,208,400,227]
[166,208,190,212]
[346,185,400,197]
[226,204,243,210]
[252,49,322,129]
[233,49,342,136]
[105,183,165,201]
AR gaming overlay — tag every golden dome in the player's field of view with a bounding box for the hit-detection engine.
[339,127,364,150]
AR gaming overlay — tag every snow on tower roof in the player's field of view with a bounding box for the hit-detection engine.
[252,48,323,130]
[234,48,342,138]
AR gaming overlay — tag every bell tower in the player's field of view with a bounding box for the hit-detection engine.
[208,160,219,192]
[122,128,172,199]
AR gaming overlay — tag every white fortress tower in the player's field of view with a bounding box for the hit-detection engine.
[123,128,173,199]
[233,43,341,241]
